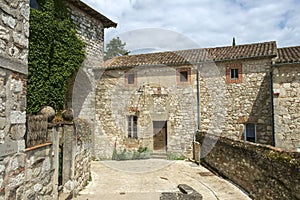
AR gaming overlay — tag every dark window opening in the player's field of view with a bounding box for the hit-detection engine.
[245,123,256,143]
[180,71,188,82]
[230,68,239,79]
[127,116,137,138]
[30,0,40,9]
[127,73,135,84]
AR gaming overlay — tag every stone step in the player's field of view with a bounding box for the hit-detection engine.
[151,151,167,159]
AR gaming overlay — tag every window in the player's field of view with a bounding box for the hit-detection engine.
[125,72,137,86]
[226,64,242,83]
[127,116,137,138]
[180,71,188,82]
[177,68,191,84]
[245,123,256,143]
[30,0,40,9]
[230,68,239,79]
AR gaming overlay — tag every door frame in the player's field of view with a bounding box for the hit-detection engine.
[153,121,167,151]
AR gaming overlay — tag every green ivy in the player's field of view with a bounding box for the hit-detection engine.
[27,0,85,114]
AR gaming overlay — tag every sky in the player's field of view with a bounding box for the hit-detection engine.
[82,0,300,53]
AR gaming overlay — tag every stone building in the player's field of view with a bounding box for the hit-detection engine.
[95,41,278,159]
[273,46,300,151]
[0,0,115,198]
[62,0,116,157]
[64,0,116,131]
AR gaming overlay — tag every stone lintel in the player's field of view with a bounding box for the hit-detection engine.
[0,55,28,75]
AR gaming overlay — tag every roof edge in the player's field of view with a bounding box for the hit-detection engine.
[65,0,117,28]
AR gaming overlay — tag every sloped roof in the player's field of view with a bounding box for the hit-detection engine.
[276,46,300,64]
[66,0,117,28]
[104,41,277,69]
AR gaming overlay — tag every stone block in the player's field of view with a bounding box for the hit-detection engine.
[10,111,26,124]
[0,118,5,130]
[9,124,26,140]
[12,32,27,48]
[0,25,9,41]
[1,13,16,29]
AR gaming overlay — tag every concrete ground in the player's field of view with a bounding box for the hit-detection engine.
[74,159,251,200]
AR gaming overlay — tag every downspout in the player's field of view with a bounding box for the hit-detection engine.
[197,64,202,131]
[193,63,202,162]
[270,63,275,146]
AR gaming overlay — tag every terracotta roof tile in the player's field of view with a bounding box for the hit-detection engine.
[104,41,277,69]
[276,46,300,64]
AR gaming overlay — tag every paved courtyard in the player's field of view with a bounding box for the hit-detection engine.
[74,159,251,200]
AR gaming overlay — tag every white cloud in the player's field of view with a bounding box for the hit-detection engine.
[82,0,300,51]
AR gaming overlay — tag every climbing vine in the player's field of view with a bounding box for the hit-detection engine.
[27,0,85,114]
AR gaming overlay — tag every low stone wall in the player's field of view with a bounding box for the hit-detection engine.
[0,143,55,200]
[198,133,300,200]
[23,144,55,199]
[74,119,92,194]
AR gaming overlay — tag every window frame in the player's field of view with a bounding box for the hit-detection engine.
[226,63,242,83]
[125,71,137,86]
[127,115,138,139]
[244,123,256,143]
[176,68,191,85]
[230,68,239,79]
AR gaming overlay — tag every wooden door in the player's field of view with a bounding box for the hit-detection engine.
[153,121,167,150]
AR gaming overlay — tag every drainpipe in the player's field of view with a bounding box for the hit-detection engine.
[270,63,275,147]
[196,64,202,133]
[193,64,202,161]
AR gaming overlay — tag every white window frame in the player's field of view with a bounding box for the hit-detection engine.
[244,123,256,143]
[230,68,239,79]
[127,116,137,138]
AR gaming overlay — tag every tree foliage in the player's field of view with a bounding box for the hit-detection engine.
[104,37,129,60]
[27,0,85,114]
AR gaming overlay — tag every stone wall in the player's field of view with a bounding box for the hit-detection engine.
[74,119,92,194]
[0,0,29,72]
[95,57,273,159]
[0,0,29,146]
[0,144,55,200]
[61,119,92,198]
[95,65,198,159]
[0,0,30,198]
[200,59,273,145]
[198,133,300,200]
[273,63,300,150]
[65,2,109,159]
[65,1,105,122]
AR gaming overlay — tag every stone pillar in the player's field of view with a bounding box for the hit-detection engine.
[51,125,59,199]
[62,123,76,194]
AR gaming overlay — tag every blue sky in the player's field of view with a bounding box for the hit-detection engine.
[82,0,300,53]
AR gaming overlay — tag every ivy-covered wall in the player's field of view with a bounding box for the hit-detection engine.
[27,0,85,114]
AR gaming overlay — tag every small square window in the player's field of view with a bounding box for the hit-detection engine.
[127,73,135,84]
[125,72,137,86]
[177,68,191,84]
[226,64,242,84]
[230,69,239,79]
[180,71,188,82]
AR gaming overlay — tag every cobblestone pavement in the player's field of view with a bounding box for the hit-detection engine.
[74,159,251,200]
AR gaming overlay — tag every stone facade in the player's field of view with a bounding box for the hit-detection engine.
[95,43,276,159]
[200,59,273,144]
[64,1,116,158]
[0,0,30,198]
[273,63,300,150]
[197,133,300,200]
[95,66,198,159]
